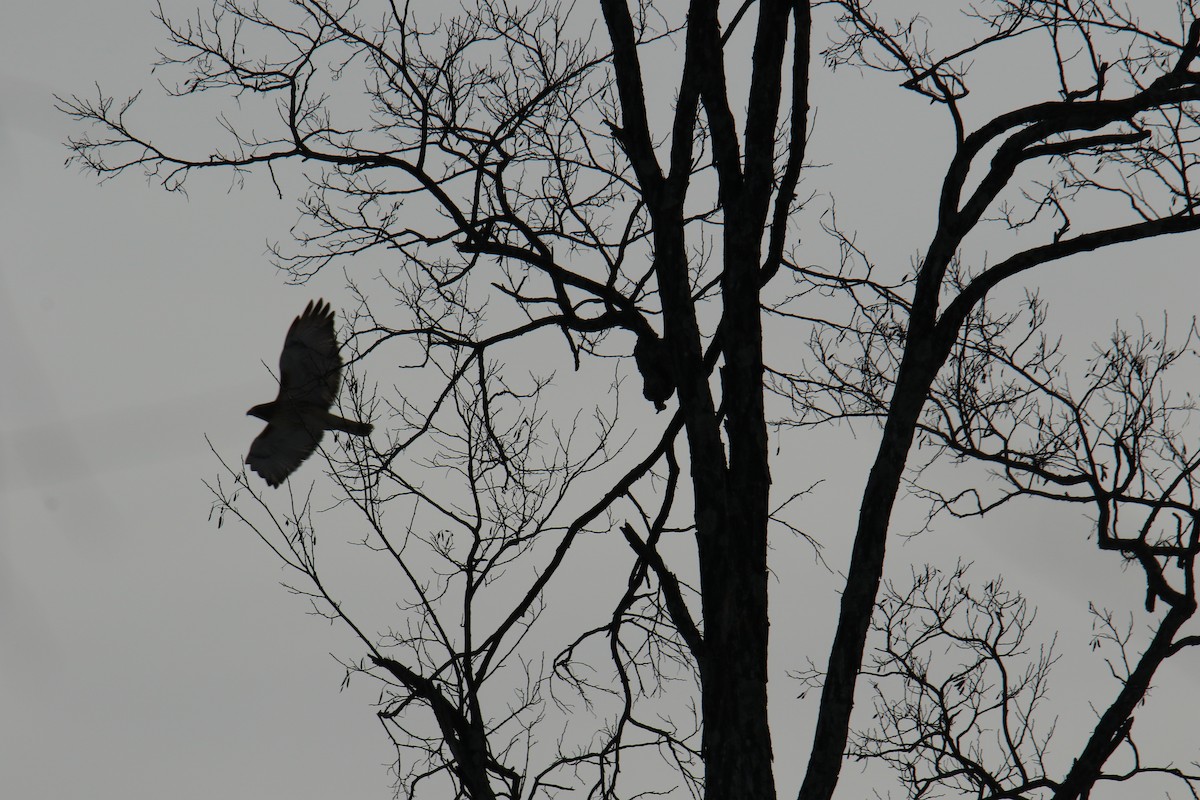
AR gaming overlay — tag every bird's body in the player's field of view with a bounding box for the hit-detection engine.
[245,299,373,487]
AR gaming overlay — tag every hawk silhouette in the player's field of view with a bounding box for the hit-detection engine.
[246,299,373,487]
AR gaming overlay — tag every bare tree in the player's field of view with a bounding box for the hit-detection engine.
[62,1,1200,799]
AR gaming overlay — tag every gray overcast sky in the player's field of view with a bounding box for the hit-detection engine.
[2,2,395,797]
[3,2,1199,798]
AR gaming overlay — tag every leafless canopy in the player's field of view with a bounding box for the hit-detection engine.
[64,1,1200,799]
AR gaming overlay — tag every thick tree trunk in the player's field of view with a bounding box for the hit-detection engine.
[695,486,774,800]
[695,242,775,800]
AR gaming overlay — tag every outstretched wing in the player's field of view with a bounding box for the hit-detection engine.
[277,299,341,408]
[247,299,365,487]
[246,418,326,488]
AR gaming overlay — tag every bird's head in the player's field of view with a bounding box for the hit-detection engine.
[247,403,274,422]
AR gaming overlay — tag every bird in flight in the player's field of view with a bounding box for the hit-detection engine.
[246,299,373,487]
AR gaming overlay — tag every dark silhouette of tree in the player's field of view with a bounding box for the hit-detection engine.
[62,2,1200,799]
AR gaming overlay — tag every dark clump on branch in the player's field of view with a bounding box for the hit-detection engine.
[633,332,675,412]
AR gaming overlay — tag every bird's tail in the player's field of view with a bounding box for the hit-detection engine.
[325,413,374,437]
